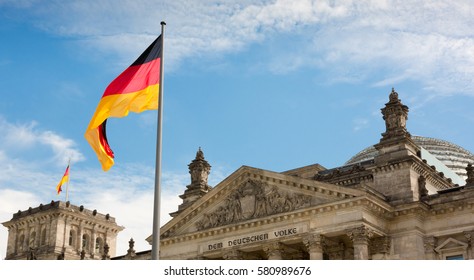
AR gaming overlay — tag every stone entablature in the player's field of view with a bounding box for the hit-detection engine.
[160,194,393,248]
[9,201,117,223]
[314,161,375,187]
[282,163,326,179]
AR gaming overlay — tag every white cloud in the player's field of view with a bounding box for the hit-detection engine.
[0,123,231,258]
[0,116,85,165]
[0,116,87,258]
[3,0,474,96]
[38,131,85,164]
[1,118,38,149]
[0,189,41,260]
[0,155,188,258]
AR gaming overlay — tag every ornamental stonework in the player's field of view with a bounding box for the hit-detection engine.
[196,179,312,230]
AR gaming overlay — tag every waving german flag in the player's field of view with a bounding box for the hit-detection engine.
[56,165,70,195]
[85,36,162,171]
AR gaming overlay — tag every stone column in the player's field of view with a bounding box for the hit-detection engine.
[34,219,41,248]
[91,225,97,257]
[347,226,373,260]
[223,249,243,260]
[102,243,110,260]
[78,223,84,252]
[423,236,438,260]
[326,242,345,260]
[263,242,284,260]
[466,164,474,187]
[25,221,30,252]
[303,234,325,260]
[45,215,51,247]
[11,225,18,255]
[464,232,473,260]
[370,236,391,260]
[61,216,70,250]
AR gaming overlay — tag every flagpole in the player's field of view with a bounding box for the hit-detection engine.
[65,158,71,202]
[151,21,166,260]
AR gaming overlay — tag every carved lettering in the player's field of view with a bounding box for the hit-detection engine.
[273,228,297,237]
[208,242,223,251]
[204,226,303,251]
[228,233,269,247]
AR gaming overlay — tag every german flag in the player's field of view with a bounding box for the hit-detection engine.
[56,165,70,195]
[85,35,162,171]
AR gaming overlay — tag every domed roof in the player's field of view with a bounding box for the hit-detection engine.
[346,136,474,180]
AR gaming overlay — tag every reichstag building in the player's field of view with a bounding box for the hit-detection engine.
[3,89,474,260]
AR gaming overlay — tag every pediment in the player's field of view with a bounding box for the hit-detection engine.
[195,179,314,231]
[159,166,365,239]
[435,237,468,252]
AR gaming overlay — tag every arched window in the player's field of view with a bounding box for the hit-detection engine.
[82,234,90,252]
[29,231,36,247]
[41,228,47,245]
[69,230,76,247]
[95,237,104,254]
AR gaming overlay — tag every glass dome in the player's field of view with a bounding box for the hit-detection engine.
[346,136,474,181]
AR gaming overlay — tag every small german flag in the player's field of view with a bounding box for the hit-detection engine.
[85,35,162,171]
[56,165,70,195]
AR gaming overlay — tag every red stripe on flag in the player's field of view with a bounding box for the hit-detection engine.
[98,121,114,159]
[103,58,160,97]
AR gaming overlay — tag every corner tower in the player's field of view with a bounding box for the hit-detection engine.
[374,88,420,162]
[2,201,123,260]
[372,88,453,203]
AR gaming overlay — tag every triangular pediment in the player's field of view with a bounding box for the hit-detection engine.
[435,237,468,252]
[157,166,366,240]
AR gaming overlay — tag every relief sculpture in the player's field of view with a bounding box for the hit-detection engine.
[196,179,311,230]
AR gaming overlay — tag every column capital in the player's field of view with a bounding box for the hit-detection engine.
[223,249,244,260]
[464,231,474,243]
[423,236,436,251]
[263,242,284,260]
[302,233,325,252]
[347,226,373,244]
[464,231,474,259]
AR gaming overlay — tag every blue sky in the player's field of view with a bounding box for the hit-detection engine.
[1,0,474,259]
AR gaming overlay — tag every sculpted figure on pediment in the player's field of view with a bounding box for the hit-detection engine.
[226,193,242,221]
[254,185,267,217]
[196,179,312,230]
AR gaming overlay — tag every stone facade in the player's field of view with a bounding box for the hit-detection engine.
[141,88,474,260]
[4,88,474,260]
[2,201,123,260]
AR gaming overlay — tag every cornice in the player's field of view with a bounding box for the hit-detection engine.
[161,195,392,246]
